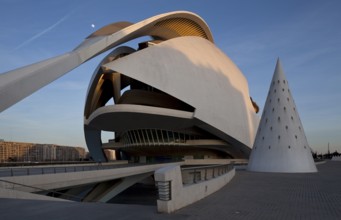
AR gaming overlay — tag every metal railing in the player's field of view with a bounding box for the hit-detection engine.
[121,129,202,147]
[155,164,233,201]
[0,163,131,177]
[181,164,233,185]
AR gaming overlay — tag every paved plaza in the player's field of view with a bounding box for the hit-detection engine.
[0,161,340,220]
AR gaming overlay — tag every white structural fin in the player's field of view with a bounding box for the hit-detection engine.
[248,59,317,173]
[0,11,213,113]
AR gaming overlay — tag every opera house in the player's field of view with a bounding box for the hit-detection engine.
[0,11,260,163]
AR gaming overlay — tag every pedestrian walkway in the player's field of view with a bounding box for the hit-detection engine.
[175,161,341,219]
[0,161,340,220]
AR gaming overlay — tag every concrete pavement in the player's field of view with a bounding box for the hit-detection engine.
[1,161,340,220]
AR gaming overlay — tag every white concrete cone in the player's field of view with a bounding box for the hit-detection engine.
[248,59,317,173]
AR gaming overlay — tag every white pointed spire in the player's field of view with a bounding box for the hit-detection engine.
[248,59,317,173]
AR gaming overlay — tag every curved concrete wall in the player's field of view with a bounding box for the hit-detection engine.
[103,36,259,148]
[155,165,235,213]
[0,10,259,162]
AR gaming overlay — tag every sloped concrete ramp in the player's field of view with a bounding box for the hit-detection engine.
[0,161,340,220]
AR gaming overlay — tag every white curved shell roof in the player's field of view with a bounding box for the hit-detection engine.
[0,11,213,113]
[0,11,259,161]
[100,36,258,148]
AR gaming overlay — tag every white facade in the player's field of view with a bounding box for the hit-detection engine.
[82,13,259,161]
[248,59,317,173]
[0,11,259,162]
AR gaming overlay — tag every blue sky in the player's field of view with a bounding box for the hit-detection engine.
[0,0,340,154]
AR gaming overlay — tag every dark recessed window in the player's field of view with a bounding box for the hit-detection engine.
[272,108,275,112]
[278,117,280,122]
[262,136,264,140]
[269,146,271,149]
[285,125,288,130]
[278,98,280,102]
[274,89,276,93]
[284,106,286,111]
[304,146,307,149]
[269,99,272,103]
[299,126,301,130]
[278,135,281,139]
[291,116,294,120]
[278,80,280,84]
[293,107,296,111]
[295,135,298,139]
[270,126,272,131]
[287,97,290,102]
[288,145,291,149]
[282,88,285,92]
[283,80,286,84]
[273,81,275,85]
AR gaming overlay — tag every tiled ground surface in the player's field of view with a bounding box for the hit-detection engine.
[175,161,341,220]
[0,161,340,220]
